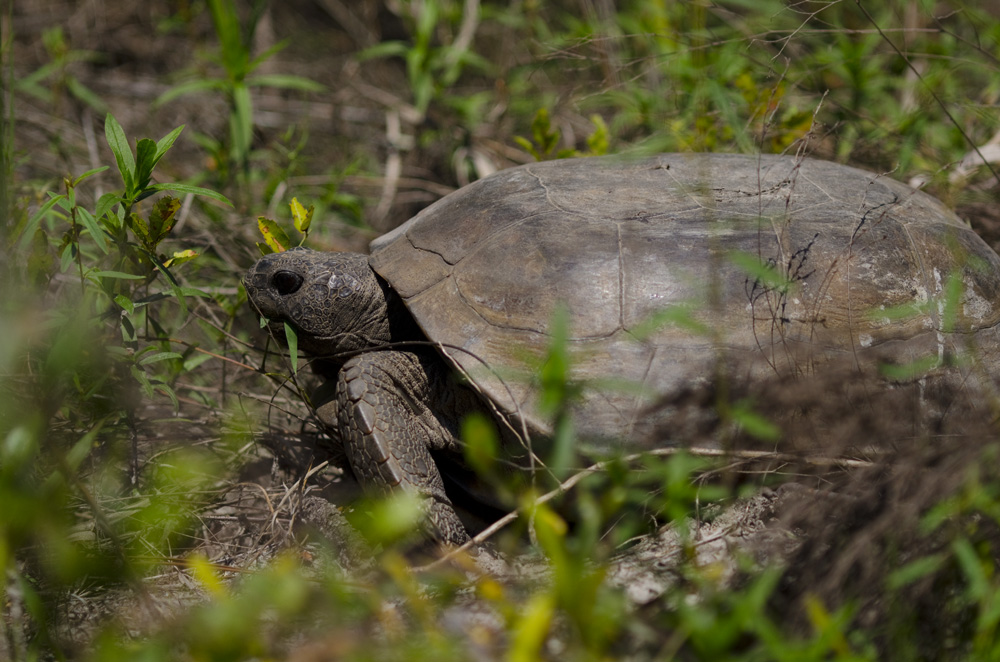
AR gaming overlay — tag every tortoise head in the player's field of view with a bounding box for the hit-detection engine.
[243,248,392,356]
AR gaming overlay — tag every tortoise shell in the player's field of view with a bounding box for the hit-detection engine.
[368,153,1000,440]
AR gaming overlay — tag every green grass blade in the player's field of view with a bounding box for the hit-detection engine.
[246,40,287,74]
[66,76,108,113]
[247,74,324,92]
[230,83,253,165]
[283,322,298,374]
[154,78,225,107]
[88,270,145,280]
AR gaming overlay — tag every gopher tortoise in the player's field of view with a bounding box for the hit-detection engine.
[244,153,1000,545]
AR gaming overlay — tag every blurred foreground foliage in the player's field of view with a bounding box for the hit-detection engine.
[3,0,1000,659]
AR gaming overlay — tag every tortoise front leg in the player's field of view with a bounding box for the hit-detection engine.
[332,351,470,545]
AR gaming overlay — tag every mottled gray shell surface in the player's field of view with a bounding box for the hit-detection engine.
[369,153,1000,440]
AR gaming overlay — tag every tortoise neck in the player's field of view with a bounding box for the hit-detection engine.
[309,270,425,380]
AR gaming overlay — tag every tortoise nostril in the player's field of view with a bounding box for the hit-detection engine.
[272,270,304,295]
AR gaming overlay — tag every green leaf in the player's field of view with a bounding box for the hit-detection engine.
[16,62,57,89]
[147,196,181,245]
[27,229,54,284]
[118,293,164,309]
[184,353,214,371]
[157,382,180,410]
[139,352,183,366]
[289,197,313,235]
[257,216,291,253]
[71,166,109,187]
[207,0,247,76]
[18,193,66,248]
[94,192,121,227]
[586,114,609,156]
[539,305,572,416]
[952,537,988,599]
[154,124,185,163]
[284,322,299,374]
[64,423,102,473]
[104,114,135,190]
[509,592,556,662]
[887,553,947,590]
[129,212,151,244]
[357,41,410,61]
[60,243,75,271]
[530,501,568,562]
[864,300,928,323]
[247,73,325,92]
[164,249,198,268]
[114,294,135,315]
[462,412,499,478]
[142,249,189,316]
[176,286,212,299]
[230,83,253,164]
[246,40,288,75]
[940,270,964,334]
[75,208,109,254]
[187,554,227,598]
[147,182,232,206]
[66,76,109,113]
[630,303,709,339]
[90,270,145,280]
[127,287,209,308]
[879,355,941,381]
[730,251,793,293]
[549,415,575,480]
[134,137,158,191]
[349,492,424,545]
[130,365,155,398]
[415,0,438,46]
[64,178,77,207]
[154,78,226,107]
[531,108,558,155]
[118,314,137,345]
[513,136,540,161]
[412,72,434,116]
[16,80,53,103]
[730,402,781,441]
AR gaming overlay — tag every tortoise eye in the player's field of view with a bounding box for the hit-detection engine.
[271,270,304,295]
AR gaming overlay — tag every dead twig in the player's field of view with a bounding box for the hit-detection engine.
[416,445,874,572]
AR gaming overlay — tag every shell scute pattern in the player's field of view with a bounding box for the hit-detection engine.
[369,154,1000,438]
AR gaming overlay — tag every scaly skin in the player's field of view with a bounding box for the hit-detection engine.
[244,248,485,544]
[332,350,478,544]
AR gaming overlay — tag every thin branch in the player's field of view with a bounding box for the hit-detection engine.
[855,0,1000,187]
[415,445,874,572]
